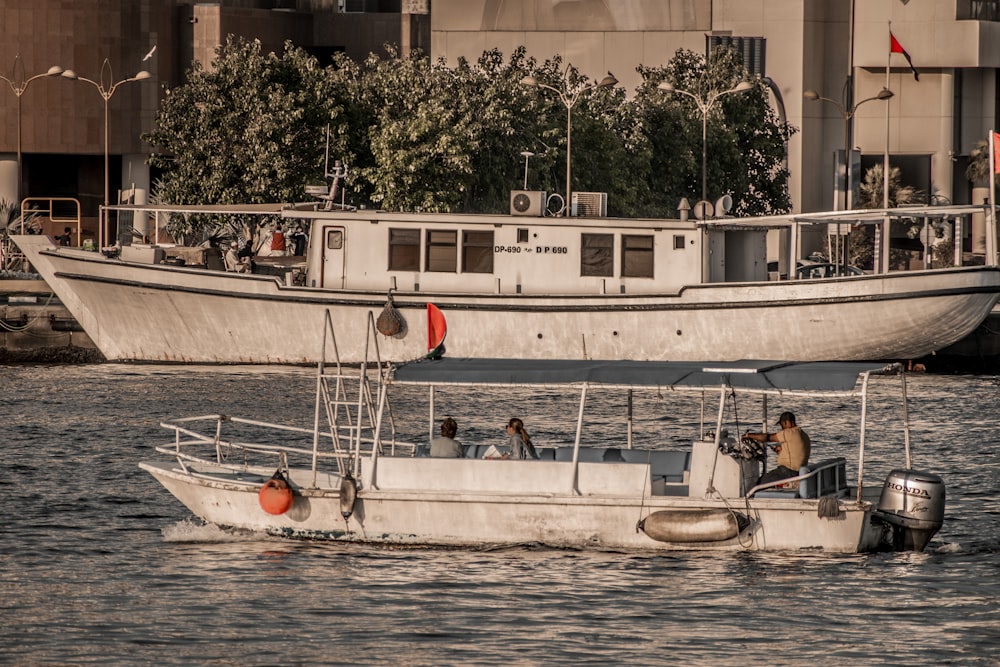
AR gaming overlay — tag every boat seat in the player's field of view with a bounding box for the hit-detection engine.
[798,457,848,499]
[554,447,605,462]
[620,449,690,483]
[752,457,849,499]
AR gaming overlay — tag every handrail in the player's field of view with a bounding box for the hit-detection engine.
[745,457,847,498]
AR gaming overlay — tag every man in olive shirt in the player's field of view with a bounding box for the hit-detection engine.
[746,411,811,486]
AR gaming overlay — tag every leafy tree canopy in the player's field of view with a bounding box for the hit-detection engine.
[144,39,794,232]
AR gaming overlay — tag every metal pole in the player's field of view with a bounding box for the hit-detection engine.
[565,102,572,215]
[15,93,22,204]
[701,109,708,203]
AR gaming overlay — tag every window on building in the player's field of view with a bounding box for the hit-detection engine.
[388,228,419,271]
[462,230,494,273]
[581,233,613,276]
[426,230,457,272]
[622,235,654,278]
[707,35,766,76]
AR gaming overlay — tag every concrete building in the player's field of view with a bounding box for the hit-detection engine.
[0,0,428,226]
[2,0,999,224]
[431,0,1000,214]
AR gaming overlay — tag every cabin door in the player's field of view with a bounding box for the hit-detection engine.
[321,226,346,289]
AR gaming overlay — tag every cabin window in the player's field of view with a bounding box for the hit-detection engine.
[622,235,654,278]
[673,234,685,250]
[388,228,420,271]
[462,231,494,273]
[327,229,343,249]
[581,233,613,277]
[517,228,529,243]
[426,230,457,272]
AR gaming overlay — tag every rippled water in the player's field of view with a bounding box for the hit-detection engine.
[2,365,999,666]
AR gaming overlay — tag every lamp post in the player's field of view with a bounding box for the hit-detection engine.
[1,57,65,205]
[803,87,893,211]
[804,86,893,274]
[521,69,618,216]
[62,59,151,208]
[657,80,753,207]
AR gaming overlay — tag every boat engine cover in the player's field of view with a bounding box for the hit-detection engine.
[875,468,945,532]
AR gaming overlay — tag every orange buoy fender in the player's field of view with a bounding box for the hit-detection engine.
[339,474,358,520]
[259,470,294,515]
[639,509,745,543]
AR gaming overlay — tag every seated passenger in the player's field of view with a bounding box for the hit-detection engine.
[430,417,463,458]
[745,411,811,487]
[224,241,250,273]
[506,417,539,460]
[482,417,539,460]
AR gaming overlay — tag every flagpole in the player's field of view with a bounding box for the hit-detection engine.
[989,130,997,266]
[881,21,892,274]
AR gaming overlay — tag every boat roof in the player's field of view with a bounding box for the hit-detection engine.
[389,359,902,393]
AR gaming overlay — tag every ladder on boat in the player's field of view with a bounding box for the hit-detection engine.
[313,310,393,480]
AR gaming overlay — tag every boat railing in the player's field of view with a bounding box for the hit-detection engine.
[746,457,849,499]
[159,414,417,476]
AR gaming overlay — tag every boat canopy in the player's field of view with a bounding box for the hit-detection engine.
[389,359,902,394]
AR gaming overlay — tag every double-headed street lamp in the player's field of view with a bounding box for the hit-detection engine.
[657,80,753,209]
[61,59,151,208]
[521,69,618,216]
[1,57,65,204]
[803,87,894,210]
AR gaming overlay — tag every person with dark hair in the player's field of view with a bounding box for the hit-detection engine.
[505,417,539,460]
[430,416,463,458]
[745,411,811,486]
[55,227,72,246]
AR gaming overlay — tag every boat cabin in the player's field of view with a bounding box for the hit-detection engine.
[283,206,768,293]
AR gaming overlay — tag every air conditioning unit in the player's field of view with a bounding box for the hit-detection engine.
[510,190,546,216]
[571,192,608,217]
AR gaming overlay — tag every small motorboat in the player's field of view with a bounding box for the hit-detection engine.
[141,312,945,552]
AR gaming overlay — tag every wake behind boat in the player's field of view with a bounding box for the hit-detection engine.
[12,201,1000,364]
[140,312,946,553]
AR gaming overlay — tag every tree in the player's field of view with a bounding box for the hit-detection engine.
[143,37,344,236]
[517,55,637,216]
[638,48,794,217]
[143,42,794,227]
[851,163,925,270]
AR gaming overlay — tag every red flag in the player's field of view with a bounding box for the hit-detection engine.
[890,32,920,81]
[993,131,1000,175]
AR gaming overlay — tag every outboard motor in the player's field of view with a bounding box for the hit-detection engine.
[874,469,945,551]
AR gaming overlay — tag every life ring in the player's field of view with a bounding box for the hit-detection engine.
[259,472,294,515]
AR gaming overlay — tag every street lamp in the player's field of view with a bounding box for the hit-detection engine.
[657,80,753,208]
[521,69,618,216]
[803,87,893,210]
[1,57,65,204]
[61,59,151,209]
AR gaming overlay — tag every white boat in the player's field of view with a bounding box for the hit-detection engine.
[140,313,946,553]
[12,202,1000,364]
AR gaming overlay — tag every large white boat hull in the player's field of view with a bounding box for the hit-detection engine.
[15,235,1000,363]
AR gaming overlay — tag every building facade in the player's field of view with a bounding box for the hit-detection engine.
[431,0,1000,215]
[0,0,427,222]
[2,0,1000,224]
